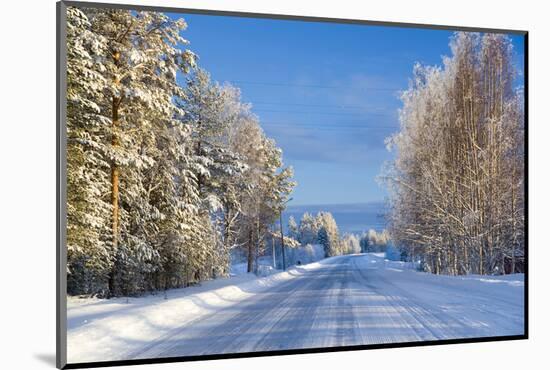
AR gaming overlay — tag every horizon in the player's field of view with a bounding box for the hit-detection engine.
[286,200,386,208]
[284,201,388,235]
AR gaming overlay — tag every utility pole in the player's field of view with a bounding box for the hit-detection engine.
[272,225,276,269]
[279,197,292,271]
[279,212,286,271]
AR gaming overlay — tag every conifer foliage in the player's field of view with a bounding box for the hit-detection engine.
[66,7,294,297]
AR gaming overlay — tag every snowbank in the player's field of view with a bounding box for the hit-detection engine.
[356,253,524,318]
[67,257,336,363]
[287,243,325,266]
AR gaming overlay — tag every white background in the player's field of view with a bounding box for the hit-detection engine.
[0,0,547,369]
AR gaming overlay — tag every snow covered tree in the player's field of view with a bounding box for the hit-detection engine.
[179,70,252,277]
[179,70,246,202]
[316,212,341,257]
[384,32,524,275]
[317,227,329,256]
[287,216,299,240]
[65,6,296,296]
[65,6,199,295]
[299,213,319,245]
[66,7,112,295]
[341,234,361,255]
[226,102,295,273]
[84,8,197,295]
[359,229,389,253]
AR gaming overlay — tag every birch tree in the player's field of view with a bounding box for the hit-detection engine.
[384,32,524,275]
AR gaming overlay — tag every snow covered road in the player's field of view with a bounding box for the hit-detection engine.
[122,253,524,360]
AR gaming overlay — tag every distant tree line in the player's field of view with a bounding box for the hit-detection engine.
[359,229,390,253]
[384,32,524,275]
[287,213,361,258]
[66,7,294,297]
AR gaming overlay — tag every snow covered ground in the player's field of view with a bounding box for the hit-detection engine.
[67,259,329,363]
[67,253,524,364]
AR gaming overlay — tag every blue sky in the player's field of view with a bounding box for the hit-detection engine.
[170,13,525,206]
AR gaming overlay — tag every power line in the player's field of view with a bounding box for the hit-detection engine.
[254,108,395,117]
[229,80,399,91]
[252,101,395,111]
[260,121,398,130]
[262,126,397,132]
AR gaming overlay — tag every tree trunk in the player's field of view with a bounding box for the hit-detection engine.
[109,51,121,296]
[247,229,254,273]
[272,226,276,268]
[255,215,260,274]
[280,213,286,270]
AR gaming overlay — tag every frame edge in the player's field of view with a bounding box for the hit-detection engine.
[57,1,68,369]
[62,0,528,35]
[56,2,529,368]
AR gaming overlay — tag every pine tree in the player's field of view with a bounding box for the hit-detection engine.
[179,72,252,277]
[75,7,196,295]
[316,212,341,257]
[66,7,112,295]
[317,227,329,257]
[65,6,296,296]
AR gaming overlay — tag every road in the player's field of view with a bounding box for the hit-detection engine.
[128,254,524,359]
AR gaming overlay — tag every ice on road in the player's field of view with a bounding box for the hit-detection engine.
[131,254,524,359]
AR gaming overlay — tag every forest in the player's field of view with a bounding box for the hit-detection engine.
[66,6,370,297]
[384,33,525,275]
[66,7,299,297]
[66,7,525,299]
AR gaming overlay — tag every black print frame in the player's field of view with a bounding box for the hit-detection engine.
[57,1,528,368]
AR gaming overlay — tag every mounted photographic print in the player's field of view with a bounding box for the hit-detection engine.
[56,1,528,368]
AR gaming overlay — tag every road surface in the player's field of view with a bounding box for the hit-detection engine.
[128,254,524,360]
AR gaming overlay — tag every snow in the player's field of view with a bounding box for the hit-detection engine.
[229,262,249,276]
[67,253,524,364]
[229,262,277,277]
[229,254,277,276]
[288,243,326,265]
[67,258,331,363]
